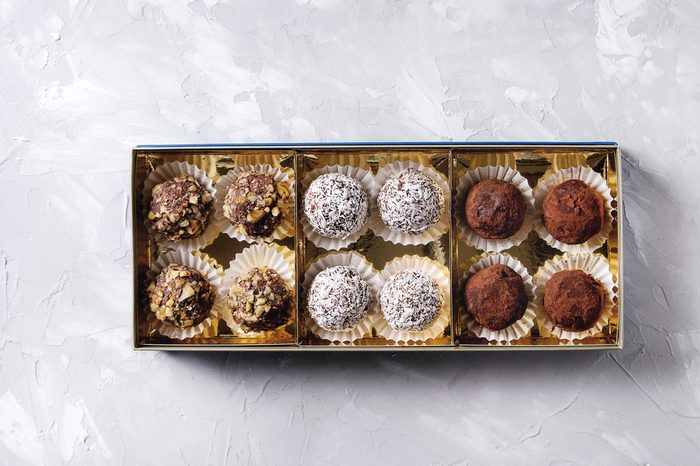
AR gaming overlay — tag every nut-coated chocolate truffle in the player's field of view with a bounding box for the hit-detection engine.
[465,179,526,239]
[542,180,604,244]
[544,269,603,332]
[148,175,213,241]
[308,266,371,331]
[227,267,292,333]
[380,269,443,331]
[465,264,528,330]
[147,264,215,328]
[223,172,291,238]
[303,173,370,239]
[378,168,444,235]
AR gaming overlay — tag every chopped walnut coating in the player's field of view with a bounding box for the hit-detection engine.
[148,174,213,241]
[223,172,291,238]
[147,264,214,328]
[226,266,292,332]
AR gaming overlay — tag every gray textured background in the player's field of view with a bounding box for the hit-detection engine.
[1,0,699,464]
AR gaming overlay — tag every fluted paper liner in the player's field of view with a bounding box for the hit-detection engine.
[533,253,615,342]
[145,250,224,340]
[371,160,450,246]
[459,253,536,344]
[221,243,295,337]
[374,256,450,343]
[214,164,295,243]
[302,252,381,344]
[533,167,614,254]
[453,166,535,252]
[142,161,219,252]
[301,165,378,251]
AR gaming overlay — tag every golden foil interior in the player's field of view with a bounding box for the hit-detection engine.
[132,145,621,350]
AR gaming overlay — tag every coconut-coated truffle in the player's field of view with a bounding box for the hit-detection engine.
[378,168,445,235]
[227,267,293,333]
[148,174,213,241]
[147,264,215,328]
[380,269,443,331]
[308,266,371,331]
[542,180,604,244]
[544,269,603,332]
[465,179,526,239]
[465,264,528,330]
[223,172,291,238]
[303,173,369,239]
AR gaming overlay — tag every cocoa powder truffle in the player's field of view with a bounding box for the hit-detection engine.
[544,269,603,332]
[227,267,292,333]
[378,168,445,235]
[148,174,213,241]
[465,264,528,330]
[308,266,371,331]
[465,179,526,239]
[223,172,291,238]
[542,180,604,244]
[303,173,369,239]
[147,264,215,329]
[380,270,443,331]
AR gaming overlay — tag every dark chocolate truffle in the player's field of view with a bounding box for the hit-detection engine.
[542,180,604,244]
[544,269,603,332]
[308,266,371,331]
[227,267,292,333]
[465,179,526,239]
[380,270,443,331]
[303,173,369,239]
[465,264,528,330]
[223,172,291,238]
[378,168,444,235]
[148,174,213,241]
[147,264,215,328]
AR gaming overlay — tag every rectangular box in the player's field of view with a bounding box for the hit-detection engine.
[132,143,622,351]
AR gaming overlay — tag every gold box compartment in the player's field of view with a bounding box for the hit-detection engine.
[132,143,622,351]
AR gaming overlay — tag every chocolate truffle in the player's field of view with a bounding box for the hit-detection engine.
[223,172,291,238]
[378,168,444,235]
[227,267,292,333]
[465,179,526,239]
[148,174,213,241]
[380,270,443,331]
[303,173,369,239]
[544,269,603,332]
[465,264,528,330]
[542,180,604,244]
[147,264,214,328]
[308,266,371,331]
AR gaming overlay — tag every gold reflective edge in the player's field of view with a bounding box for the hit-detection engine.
[132,144,622,351]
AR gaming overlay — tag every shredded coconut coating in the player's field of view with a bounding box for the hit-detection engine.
[378,168,444,235]
[308,266,371,331]
[147,264,214,329]
[148,174,213,241]
[303,173,369,239]
[380,269,443,331]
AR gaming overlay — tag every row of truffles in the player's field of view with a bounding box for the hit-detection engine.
[308,266,443,334]
[304,168,445,240]
[465,264,604,333]
[147,171,291,241]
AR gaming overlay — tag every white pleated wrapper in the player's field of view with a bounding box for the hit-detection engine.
[374,255,450,344]
[301,165,378,251]
[533,167,614,254]
[213,164,295,243]
[371,160,450,245]
[459,253,537,345]
[453,166,535,252]
[142,161,219,252]
[302,252,381,344]
[534,253,616,343]
[221,243,296,337]
[145,250,224,340]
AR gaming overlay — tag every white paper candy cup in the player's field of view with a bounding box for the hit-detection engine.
[374,255,450,344]
[533,167,614,254]
[533,253,616,343]
[221,243,295,337]
[459,253,536,345]
[145,250,224,340]
[302,252,381,344]
[142,161,219,252]
[301,165,378,251]
[371,160,450,246]
[213,164,295,243]
[453,166,535,252]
